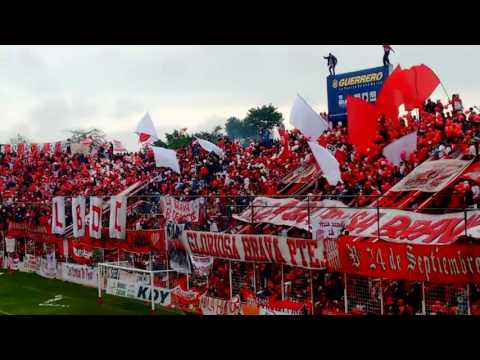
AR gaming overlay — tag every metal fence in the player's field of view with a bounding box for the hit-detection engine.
[343,273,473,316]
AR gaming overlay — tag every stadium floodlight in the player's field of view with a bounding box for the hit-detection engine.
[97,261,176,312]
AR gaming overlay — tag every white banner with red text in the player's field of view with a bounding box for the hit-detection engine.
[72,196,86,238]
[59,263,97,288]
[51,196,66,235]
[109,196,127,240]
[89,197,104,239]
[199,294,241,315]
[389,159,469,193]
[181,230,325,269]
[5,237,16,253]
[160,196,201,223]
[234,197,480,245]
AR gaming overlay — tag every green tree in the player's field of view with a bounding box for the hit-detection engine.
[225,105,284,141]
[225,116,246,139]
[244,104,284,134]
[152,139,168,148]
[164,130,191,150]
[193,125,223,143]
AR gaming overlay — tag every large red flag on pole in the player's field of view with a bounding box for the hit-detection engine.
[403,64,440,111]
[347,96,380,152]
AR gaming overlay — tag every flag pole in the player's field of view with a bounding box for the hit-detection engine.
[439,79,450,102]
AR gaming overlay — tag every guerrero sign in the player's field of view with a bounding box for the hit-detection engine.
[234,197,480,245]
[182,230,325,270]
[327,65,391,122]
[389,159,469,193]
[161,196,201,223]
[333,236,480,285]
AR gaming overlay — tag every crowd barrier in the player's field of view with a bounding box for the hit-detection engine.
[4,192,480,316]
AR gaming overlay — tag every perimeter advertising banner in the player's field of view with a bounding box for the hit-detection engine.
[327,65,392,122]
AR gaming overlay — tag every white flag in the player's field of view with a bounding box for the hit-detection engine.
[71,143,90,155]
[113,140,127,153]
[382,132,417,166]
[151,146,181,173]
[135,112,159,143]
[290,94,329,141]
[109,196,127,240]
[51,196,66,235]
[5,237,15,253]
[271,127,281,141]
[72,196,86,238]
[195,138,225,157]
[308,142,342,186]
[89,197,103,239]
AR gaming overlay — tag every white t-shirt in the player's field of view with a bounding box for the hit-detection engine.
[472,185,480,199]
[469,145,477,156]
[210,222,218,232]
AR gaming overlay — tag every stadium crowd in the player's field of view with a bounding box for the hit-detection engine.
[2,95,480,314]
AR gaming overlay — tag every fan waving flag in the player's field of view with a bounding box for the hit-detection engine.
[135,112,159,143]
[151,146,181,173]
[308,142,342,186]
[377,64,440,119]
[376,65,405,127]
[290,94,329,141]
[194,138,225,157]
[382,132,417,166]
[403,64,440,111]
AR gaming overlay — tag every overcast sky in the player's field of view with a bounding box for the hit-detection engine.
[0,45,478,151]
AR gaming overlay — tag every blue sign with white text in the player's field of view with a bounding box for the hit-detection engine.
[327,65,392,123]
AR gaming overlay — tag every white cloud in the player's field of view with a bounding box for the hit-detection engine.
[0,45,478,148]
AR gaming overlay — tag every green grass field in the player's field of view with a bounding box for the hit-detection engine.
[0,271,183,315]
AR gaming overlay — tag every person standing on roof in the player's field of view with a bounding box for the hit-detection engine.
[383,45,395,66]
[324,53,337,76]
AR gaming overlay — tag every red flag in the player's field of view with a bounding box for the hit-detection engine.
[30,143,38,155]
[334,148,347,165]
[17,143,25,157]
[42,143,51,154]
[54,142,62,154]
[347,96,380,152]
[403,64,440,111]
[138,133,151,143]
[278,129,291,160]
[376,65,404,127]
[377,64,440,120]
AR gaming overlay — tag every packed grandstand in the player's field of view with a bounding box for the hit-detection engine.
[2,61,480,315]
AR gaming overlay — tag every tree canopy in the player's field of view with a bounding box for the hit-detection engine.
[225,105,284,140]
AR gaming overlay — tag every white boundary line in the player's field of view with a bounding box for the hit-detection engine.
[0,310,13,315]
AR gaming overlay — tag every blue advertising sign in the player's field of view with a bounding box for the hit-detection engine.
[326,65,392,123]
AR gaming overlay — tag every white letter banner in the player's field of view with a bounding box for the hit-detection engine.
[72,196,86,238]
[51,196,66,235]
[89,197,104,239]
[109,195,127,239]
